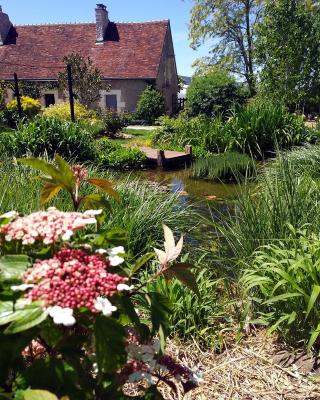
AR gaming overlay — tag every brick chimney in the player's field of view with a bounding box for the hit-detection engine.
[95,4,109,43]
[0,6,12,46]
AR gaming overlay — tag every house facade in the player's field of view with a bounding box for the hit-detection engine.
[0,4,178,114]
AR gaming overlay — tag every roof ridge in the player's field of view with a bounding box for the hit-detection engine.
[15,19,169,27]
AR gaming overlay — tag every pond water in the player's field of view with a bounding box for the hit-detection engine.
[117,167,241,248]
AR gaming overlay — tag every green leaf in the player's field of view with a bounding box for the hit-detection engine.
[94,315,127,374]
[308,323,320,352]
[263,292,302,305]
[165,263,200,296]
[130,252,155,276]
[81,194,111,212]
[146,292,172,339]
[0,255,31,281]
[306,285,320,320]
[87,178,119,200]
[54,154,75,191]
[40,183,62,205]
[4,305,48,334]
[21,390,58,400]
[17,158,62,183]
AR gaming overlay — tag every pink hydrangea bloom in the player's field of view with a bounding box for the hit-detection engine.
[1,209,97,245]
[24,248,127,312]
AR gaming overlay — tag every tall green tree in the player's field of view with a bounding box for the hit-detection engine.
[58,54,106,107]
[189,0,264,96]
[257,0,320,110]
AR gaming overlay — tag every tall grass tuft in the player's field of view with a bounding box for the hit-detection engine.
[217,156,320,261]
[191,152,256,181]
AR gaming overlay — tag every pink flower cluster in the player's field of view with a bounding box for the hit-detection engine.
[72,165,88,185]
[1,209,96,245]
[24,248,127,312]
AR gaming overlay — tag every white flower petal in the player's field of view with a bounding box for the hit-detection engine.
[0,211,18,219]
[94,297,117,317]
[61,230,74,241]
[96,249,108,255]
[109,255,124,266]
[84,209,103,216]
[117,284,134,292]
[154,248,167,265]
[49,306,76,327]
[107,246,125,256]
[11,284,35,292]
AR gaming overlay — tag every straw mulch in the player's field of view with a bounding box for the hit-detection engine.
[162,330,320,400]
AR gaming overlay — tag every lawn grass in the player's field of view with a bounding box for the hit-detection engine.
[112,128,156,147]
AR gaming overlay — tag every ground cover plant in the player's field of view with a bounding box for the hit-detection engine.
[0,156,202,399]
[191,152,256,181]
[96,138,147,169]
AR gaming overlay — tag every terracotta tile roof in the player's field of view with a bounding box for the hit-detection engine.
[0,20,169,80]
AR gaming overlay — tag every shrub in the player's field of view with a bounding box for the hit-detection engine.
[96,138,147,169]
[14,116,95,161]
[186,70,247,117]
[136,86,166,124]
[155,101,310,158]
[242,229,320,350]
[43,101,99,124]
[102,110,125,136]
[191,152,256,181]
[0,157,200,399]
[6,96,41,119]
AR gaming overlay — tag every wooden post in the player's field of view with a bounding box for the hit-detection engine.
[13,73,23,119]
[185,145,192,157]
[67,64,75,122]
[157,149,166,169]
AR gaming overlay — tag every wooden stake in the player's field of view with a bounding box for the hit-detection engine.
[13,73,22,119]
[67,64,75,122]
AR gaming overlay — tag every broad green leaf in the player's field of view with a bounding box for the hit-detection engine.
[18,158,61,181]
[146,292,172,338]
[94,315,127,374]
[87,178,119,200]
[54,154,75,191]
[81,194,111,212]
[130,252,155,276]
[41,183,62,204]
[306,285,320,320]
[22,390,58,400]
[4,305,48,334]
[0,255,30,281]
[308,323,320,352]
[263,292,302,305]
[165,263,199,296]
[267,314,291,335]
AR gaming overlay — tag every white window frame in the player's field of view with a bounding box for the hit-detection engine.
[99,89,125,112]
[40,90,62,108]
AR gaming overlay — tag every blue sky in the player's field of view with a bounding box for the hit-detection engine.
[1,0,211,76]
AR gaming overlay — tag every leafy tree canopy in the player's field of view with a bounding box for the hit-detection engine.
[58,53,107,107]
[257,0,320,111]
[189,0,264,96]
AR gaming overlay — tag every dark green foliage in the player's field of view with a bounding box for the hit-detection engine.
[136,86,166,124]
[13,117,95,161]
[96,138,147,169]
[191,152,256,181]
[242,230,320,351]
[257,0,320,111]
[156,100,310,158]
[102,110,125,136]
[186,70,247,117]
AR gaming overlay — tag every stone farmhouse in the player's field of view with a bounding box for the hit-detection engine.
[0,4,178,114]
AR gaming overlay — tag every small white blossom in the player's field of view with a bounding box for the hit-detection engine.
[11,284,35,292]
[190,367,204,385]
[49,306,76,327]
[84,209,103,216]
[94,297,117,317]
[0,211,18,219]
[117,283,134,292]
[107,246,125,256]
[61,230,74,241]
[109,255,124,266]
[96,249,108,255]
